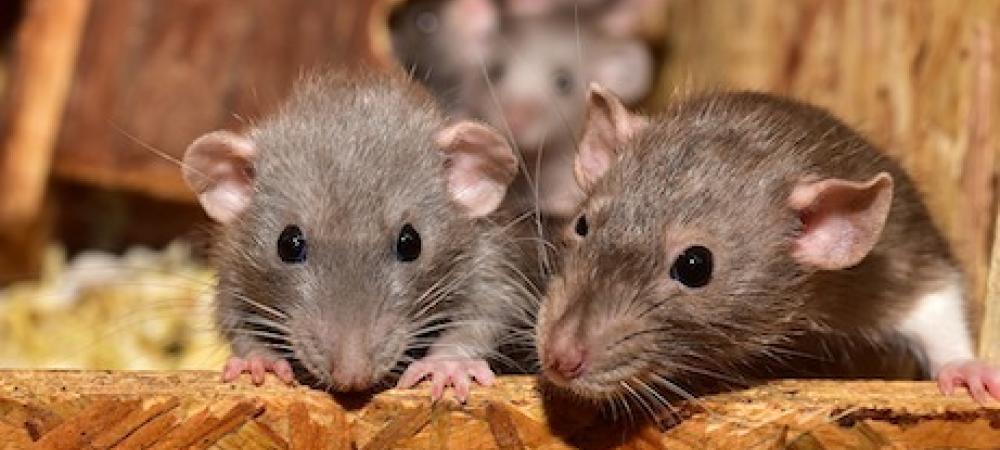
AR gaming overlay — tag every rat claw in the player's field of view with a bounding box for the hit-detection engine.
[249,358,267,385]
[400,357,496,401]
[937,376,955,396]
[431,375,448,401]
[397,363,432,389]
[967,373,987,405]
[936,359,1000,403]
[273,359,295,383]
[222,357,248,382]
[221,355,294,385]
[469,360,496,386]
[984,370,1000,399]
[453,374,472,402]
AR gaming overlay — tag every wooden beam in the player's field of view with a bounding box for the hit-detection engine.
[0,0,91,225]
[0,371,996,448]
[50,0,394,203]
[0,0,90,282]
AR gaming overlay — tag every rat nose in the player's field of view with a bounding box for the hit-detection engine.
[330,360,374,391]
[544,336,588,383]
[503,101,541,135]
[328,339,375,391]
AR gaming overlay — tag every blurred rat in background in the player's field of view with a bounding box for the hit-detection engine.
[535,85,1000,414]
[390,0,658,219]
[388,0,498,114]
[183,70,541,401]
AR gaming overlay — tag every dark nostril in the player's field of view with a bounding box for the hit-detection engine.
[549,344,587,380]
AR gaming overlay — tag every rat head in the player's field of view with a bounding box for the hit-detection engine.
[536,85,894,403]
[183,73,517,391]
[465,15,651,154]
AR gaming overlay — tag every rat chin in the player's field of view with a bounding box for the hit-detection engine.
[542,361,653,402]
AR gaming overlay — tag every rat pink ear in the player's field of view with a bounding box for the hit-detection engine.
[182,130,257,224]
[575,83,648,190]
[788,172,894,270]
[436,121,518,218]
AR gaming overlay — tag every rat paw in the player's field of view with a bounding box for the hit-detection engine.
[936,359,1000,404]
[222,355,295,386]
[396,357,496,402]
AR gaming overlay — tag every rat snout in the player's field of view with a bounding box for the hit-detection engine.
[546,338,588,383]
[541,322,590,385]
[327,333,377,391]
[330,361,374,391]
[502,100,542,139]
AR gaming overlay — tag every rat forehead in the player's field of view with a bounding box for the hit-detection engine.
[247,81,445,187]
[248,173,449,240]
[496,20,593,62]
[589,128,794,235]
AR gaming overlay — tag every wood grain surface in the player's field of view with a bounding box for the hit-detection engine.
[0,371,996,448]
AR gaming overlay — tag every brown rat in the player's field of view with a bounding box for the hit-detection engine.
[536,85,1000,410]
[182,70,540,400]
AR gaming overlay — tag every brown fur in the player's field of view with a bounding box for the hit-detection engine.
[537,91,960,403]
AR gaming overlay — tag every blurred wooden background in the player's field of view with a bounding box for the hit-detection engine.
[652,0,1000,358]
[0,0,997,356]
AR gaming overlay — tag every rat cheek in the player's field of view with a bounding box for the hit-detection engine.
[373,320,410,373]
[538,278,572,330]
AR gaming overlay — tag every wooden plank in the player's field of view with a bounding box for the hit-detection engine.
[0,371,995,448]
[0,0,89,281]
[50,0,393,203]
[0,0,91,225]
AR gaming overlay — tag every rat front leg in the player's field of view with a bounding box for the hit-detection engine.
[396,329,498,402]
[222,335,296,386]
[936,360,1000,403]
[897,279,1000,403]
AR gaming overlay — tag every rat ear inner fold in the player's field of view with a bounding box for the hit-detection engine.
[182,130,257,224]
[788,172,894,270]
[436,121,518,218]
[575,83,648,191]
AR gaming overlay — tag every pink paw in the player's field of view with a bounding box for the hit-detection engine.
[222,355,295,386]
[936,359,1000,404]
[396,358,496,402]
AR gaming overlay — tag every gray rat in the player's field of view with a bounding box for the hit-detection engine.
[182,70,540,400]
[536,85,1000,410]
[462,7,653,219]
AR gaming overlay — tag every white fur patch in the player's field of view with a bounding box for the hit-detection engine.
[896,276,974,376]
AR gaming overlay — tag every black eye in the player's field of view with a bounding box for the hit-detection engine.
[554,69,574,95]
[277,225,307,263]
[396,223,422,262]
[415,11,439,34]
[574,214,589,237]
[488,63,505,83]
[669,246,713,288]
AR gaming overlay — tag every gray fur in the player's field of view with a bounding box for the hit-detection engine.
[213,71,540,391]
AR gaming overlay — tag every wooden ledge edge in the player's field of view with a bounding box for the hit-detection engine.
[0,371,997,449]
[0,370,990,407]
